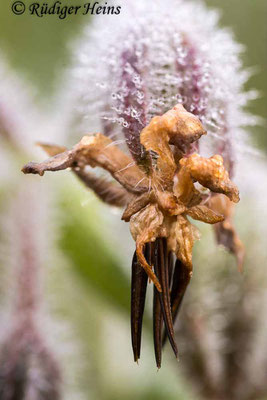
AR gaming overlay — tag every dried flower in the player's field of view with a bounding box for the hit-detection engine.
[22,103,239,367]
[22,0,252,367]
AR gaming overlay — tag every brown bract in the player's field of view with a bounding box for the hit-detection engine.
[22,104,241,366]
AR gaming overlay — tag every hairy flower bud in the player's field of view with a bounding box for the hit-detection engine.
[69,0,255,169]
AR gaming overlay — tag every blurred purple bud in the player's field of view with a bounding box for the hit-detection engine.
[0,184,62,400]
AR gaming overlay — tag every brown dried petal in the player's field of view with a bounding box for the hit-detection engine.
[180,153,240,203]
[187,205,224,224]
[173,168,203,208]
[140,104,206,189]
[22,134,149,194]
[21,149,75,176]
[174,215,199,268]
[122,192,151,222]
[155,190,187,216]
[130,204,164,291]
[36,142,133,207]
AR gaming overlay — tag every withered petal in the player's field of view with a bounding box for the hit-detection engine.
[21,150,75,176]
[187,205,224,224]
[35,142,132,207]
[22,134,149,194]
[179,153,240,203]
[122,192,151,222]
[175,215,199,268]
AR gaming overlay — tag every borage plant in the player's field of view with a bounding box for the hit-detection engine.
[22,0,250,368]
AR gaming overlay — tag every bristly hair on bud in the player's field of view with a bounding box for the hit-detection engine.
[22,0,256,367]
[68,0,256,157]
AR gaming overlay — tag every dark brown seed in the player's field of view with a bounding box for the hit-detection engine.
[153,275,163,369]
[163,258,192,346]
[131,247,148,362]
[171,259,191,325]
[168,252,174,287]
[154,239,178,358]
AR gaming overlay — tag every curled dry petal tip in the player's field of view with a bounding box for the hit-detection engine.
[179,153,240,203]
